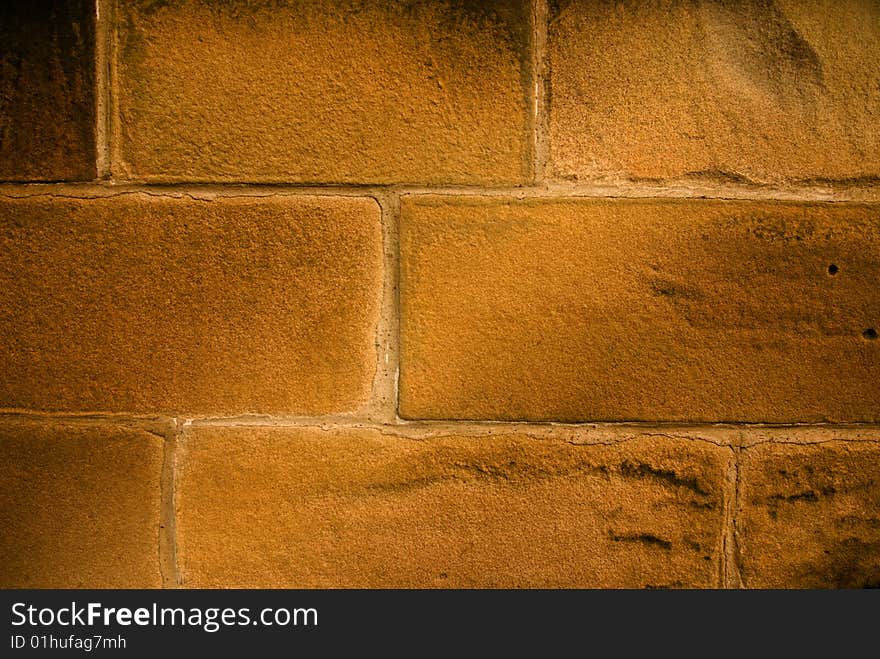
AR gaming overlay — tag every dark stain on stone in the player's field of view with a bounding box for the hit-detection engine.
[618,460,712,498]
[683,169,756,185]
[768,490,816,503]
[764,485,837,504]
[644,581,686,589]
[609,531,673,550]
[429,0,532,112]
[135,0,174,14]
[685,540,703,552]
[648,276,703,301]
[835,515,880,531]
[363,449,607,493]
[547,0,571,20]
[0,0,96,180]
[741,215,817,243]
[795,538,880,588]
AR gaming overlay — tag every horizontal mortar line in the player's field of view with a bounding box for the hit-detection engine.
[737,437,880,447]
[128,420,880,449]
[1,413,877,449]
[0,409,173,424]
[150,424,880,449]
[1,180,880,202]
[0,185,388,200]
[0,409,377,426]
[397,417,880,430]
[177,425,737,448]
[368,426,880,448]
[2,410,879,433]
[388,420,880,442]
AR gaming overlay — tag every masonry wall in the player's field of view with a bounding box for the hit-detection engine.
[1,0,878,589]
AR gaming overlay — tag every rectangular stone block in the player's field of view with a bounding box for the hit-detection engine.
[0,0,96,181]
[399,196,880,422]
[114,0,531,184]
[548,0,880,183]
[0,194,382,414]
[738,440,880,588]
[177,426,730,588]
[0,417,164,587]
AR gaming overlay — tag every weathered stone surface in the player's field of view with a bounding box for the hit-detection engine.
[0,194,382,414]
[399,196,880,422]
[738,440,880,588]
[177,426,730,588]
[0,418,164,588]
[115,0,531,184]
[548,0,880,183]
[0,0,96,181]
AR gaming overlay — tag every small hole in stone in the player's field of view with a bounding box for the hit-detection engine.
[828,264,839,275]
[864,328,878,340]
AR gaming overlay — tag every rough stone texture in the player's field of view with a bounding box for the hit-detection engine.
[0,0,96,181]
[399,196,880,422]
[0,195,381,414]
[738,440,880,588]
[547,0,880,183]
[115,0,531,184]
[0,418,164,588]
[177,426,729,588]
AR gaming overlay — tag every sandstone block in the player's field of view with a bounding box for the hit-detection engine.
[548,0,880,183]
[177,426,730,588]
[0,418,164,588]
[400,196,880,422]
[0,195,382,414]
[115,0,531,184]
[738,440,880,588]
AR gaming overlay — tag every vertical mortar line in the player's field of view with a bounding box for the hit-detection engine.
[106,0,122,180]
[368,192,401,424]
[159,418,183,588]
[721,445,744,588]
[94,0,111,178]
[531,0,550,184]
[731,445,745,587]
